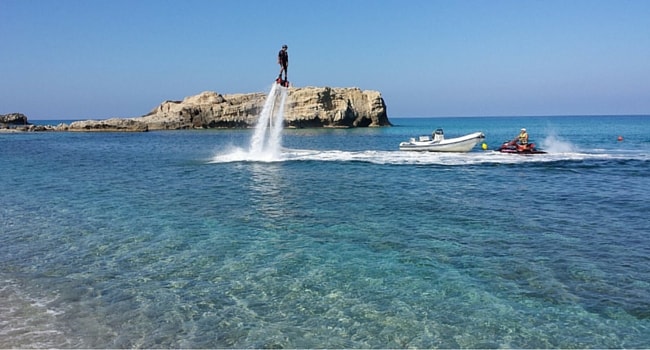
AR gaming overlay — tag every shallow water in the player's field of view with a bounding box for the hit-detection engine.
[1,115,649,348]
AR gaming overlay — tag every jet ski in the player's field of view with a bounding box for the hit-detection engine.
[497,139,546,154]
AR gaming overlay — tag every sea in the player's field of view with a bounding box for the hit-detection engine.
[1,103,649,347]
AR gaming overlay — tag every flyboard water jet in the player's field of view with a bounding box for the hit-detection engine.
[248,81,289,160]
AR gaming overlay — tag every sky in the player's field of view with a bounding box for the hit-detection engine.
[1,0,649,119]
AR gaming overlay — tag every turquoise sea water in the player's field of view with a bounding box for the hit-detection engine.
[1,115,649,348]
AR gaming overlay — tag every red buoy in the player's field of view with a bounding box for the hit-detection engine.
[617,136,623,141]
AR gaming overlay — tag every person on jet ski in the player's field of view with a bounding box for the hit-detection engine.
[278,44,288,82]
[517,128,529,150]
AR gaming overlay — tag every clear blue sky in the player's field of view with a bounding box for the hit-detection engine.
[2,0,649,119]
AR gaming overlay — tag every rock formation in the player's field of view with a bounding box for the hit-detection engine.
[2,86,391,132]
[136,87,391,130]
[67,118,148,132]
[284,87,390,128]
[1,113,30,126]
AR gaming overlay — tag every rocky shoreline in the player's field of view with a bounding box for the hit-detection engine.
[1,86,391,132]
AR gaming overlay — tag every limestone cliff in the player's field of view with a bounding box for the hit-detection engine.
[136,86,391,130]
[3,86,391,132]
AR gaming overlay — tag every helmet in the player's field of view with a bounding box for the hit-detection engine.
[282,44,288,49]
[521,128,526,131]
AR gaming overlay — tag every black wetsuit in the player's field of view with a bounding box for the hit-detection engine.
[278,49,288,80]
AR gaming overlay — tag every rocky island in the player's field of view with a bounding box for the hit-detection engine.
[2,86,391,132]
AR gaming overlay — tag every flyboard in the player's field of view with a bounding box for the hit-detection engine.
[275,76,290,88]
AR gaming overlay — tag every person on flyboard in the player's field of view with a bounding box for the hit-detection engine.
[277,44,289,87]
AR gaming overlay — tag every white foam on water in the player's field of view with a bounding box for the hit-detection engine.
[540,133,579,153]
[212,143,642,165]
[273,148,639,166]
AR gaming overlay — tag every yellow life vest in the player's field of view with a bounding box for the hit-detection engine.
[519,132,528,145]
